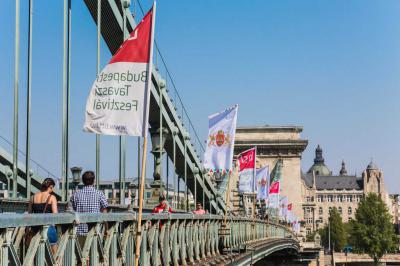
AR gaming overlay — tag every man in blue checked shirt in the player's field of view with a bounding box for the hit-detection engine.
[70,171,108,248]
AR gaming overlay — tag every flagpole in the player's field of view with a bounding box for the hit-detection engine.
[135,2,156,265]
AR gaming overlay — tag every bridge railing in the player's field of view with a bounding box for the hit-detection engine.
[0,212,293,266]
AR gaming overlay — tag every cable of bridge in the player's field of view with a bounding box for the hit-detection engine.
[135,0,206,157]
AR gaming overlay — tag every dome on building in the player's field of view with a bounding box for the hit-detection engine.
[367,160,378,170]
[307,145,331,176]
[339,160,348,176]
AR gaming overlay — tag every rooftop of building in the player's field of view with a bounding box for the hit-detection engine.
[236,125,303,133]
[303,145,380,191]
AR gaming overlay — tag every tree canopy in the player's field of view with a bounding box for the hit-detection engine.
[350,193,397,266]
[319,207,347,252]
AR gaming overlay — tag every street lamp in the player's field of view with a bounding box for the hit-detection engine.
[70,166,82,191]
[5,166,12,198]
[148,127,169,206]
[150,127,169,181]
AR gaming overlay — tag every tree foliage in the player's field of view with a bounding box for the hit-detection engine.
[349,193,397,266]
[319,207,347,252]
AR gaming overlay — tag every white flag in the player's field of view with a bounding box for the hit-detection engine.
[84,7,155,136]
[256,165,269,200]
[203,105,238,173]
[279,196,288,218]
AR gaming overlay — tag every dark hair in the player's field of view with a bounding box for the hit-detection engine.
[41,178,55,192]
[82,171,95,186]
[159,195,166,203]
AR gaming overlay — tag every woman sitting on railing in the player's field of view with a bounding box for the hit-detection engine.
[28,178,58,254]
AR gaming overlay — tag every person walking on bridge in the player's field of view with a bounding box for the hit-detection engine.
[29,178,59,254]
[70,171,108,248]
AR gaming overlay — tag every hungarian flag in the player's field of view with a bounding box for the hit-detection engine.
[84,5,155,137]
[203,105,238,173]
[256,165,269,200]
[238,147,256,193]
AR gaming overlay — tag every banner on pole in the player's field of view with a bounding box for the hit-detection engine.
[268,181,280,208]
[287,203,293,223]
[279,196,288,218]
[203,105,238,173]
[256,165,269,200]
[238,147,256,193]
[84,8,155,137]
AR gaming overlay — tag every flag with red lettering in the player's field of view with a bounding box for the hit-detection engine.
[238,147,256,193]
[84,5,155,136]
[268,181,280,208]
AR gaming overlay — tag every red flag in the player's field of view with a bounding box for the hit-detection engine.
[110,9,153,64]
[84,7,155,136]
[238,147,256,171]
[269,181,280,194]
[238,147,256,193]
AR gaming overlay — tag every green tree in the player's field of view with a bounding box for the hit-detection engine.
[320,207,347,252]
[349,193,397,266]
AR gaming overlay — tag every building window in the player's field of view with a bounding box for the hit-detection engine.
[328,195,333,202]
[317,195,323,202]
[337,195,342,202]
[319,207,323,215]
[338,207,342,214]
[306,196,311,202]
[146,192,151,199]
[306,228,312,235]
[348,207,352,215]
[305,207,311,214]
[318,217,323,224]
[347,195,353,202]
[356,195,361,202]
[306,217,313,224]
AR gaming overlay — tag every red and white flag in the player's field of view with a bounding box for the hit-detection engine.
[268,180,280,208]
[238,147,256,193]
[84,5,156,136]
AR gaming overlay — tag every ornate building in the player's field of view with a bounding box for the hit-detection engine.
[232,125,308,218]
[301,145,389,235]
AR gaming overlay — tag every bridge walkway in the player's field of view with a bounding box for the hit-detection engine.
[0,211,297,265]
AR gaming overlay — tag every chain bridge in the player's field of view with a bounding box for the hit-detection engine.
[0,0,308,265]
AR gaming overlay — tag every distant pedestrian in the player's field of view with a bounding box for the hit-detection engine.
[152,195,172,214]
[70,171,108,247]
[192,202,206,214]
[29,178,58,254]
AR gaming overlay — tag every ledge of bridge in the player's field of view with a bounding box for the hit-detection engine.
[195,238,299,266]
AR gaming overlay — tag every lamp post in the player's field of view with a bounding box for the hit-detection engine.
[5,166,12,198]
[149,127,169,206]
[70,166,82,192]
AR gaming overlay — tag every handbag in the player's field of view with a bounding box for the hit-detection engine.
[25,195,51,247]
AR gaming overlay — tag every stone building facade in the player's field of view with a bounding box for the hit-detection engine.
[232,125,308,219]
[230,125,394,237]
[301,145,389,235]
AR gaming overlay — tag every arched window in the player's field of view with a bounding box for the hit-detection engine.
[319,207,323,215]
[348,207,352,215]
[338,207,342,214]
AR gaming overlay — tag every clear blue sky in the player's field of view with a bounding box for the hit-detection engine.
[1,0,399,193]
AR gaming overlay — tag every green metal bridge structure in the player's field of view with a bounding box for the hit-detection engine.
[0,0,307,265]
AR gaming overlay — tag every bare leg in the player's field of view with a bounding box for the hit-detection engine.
[51,244,58,255]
